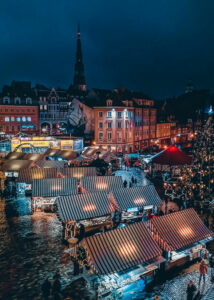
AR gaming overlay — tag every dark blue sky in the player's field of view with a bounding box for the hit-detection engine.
[0,0,214,98]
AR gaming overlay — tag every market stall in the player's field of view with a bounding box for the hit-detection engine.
[75,222,163,298]
[31,177,78,212]
[80,176,123,192]
[56,191,118,240]
[17,167,58,195]
[0,159,35,178]
[112,185,162,223]
[147,208,213,270]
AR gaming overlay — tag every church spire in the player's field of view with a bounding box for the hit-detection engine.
[73,25,86,91]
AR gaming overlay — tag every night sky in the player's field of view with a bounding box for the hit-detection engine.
[0,0,214,98]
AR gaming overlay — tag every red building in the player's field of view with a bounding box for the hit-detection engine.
[0,105,39,135]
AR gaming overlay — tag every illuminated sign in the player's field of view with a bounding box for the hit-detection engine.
[60,140,73,150]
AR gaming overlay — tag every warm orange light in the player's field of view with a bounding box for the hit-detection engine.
[134,198,145,205]
[83,204,96,212]
[51,185,62,191]
[96,183,108,190]
[179,227,193,237]
[120,243,136,256]
[32,174,43,180]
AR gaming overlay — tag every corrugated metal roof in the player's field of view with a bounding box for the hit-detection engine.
[18,168,58,183]
[112,186,162,210]
[83,222,162,275]
[80,176,123,192]
[1,159,34,171]
[36,160,66,169]
[148,208,213,251]
[56,191,116,221]
[60,167,97,178]
[32,177,78,197]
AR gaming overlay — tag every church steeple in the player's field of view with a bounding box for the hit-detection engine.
[73,25,86,91]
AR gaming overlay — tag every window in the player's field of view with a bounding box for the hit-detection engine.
[98,112,103,118]
[117,132,122,141]
[99,122,103,129]
[107,111,112,118]
[107,132,112,140]
[107,122,112,129]
[16,117,21,122]
[12,126,15,131]
[22,117,26,122]
[106,99,112,106]
[14,97,21,105]
[3,97,10,104]
[40,105,43,110]
[27,117,31,122]
[6,125,9,131]
[5,117,10,122]
[99,132,103,141]
[44,105,47,110]
[117,122,122,128]
[117,112,122,118]
[26,97,32,104]
[17,125,20,131]
[125,110,129,118]
[11,117,15,121]
[125,122,128,129]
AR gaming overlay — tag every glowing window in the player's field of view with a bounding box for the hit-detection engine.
[5,117,10,122]
[27,117,31,122]
[22,117,26,122]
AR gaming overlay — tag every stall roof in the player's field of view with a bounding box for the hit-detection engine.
[80,176,124,192]
[5,152,44,162]
[1,159,34,171]
[151,145,192,165]
[148,208,213,251]
[36,160,66,169]
[83,222,162,275]
[60,167,97,178]
[18,168,58,183]
[57,191,117,222]
[112,186,162,210]
[32,177,78,197]
[5,152,25,160]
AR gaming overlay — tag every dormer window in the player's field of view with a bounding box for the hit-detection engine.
[106,99,112,107]
[3,96,10,104]
[26,97,32,104]
[14,97,21,105]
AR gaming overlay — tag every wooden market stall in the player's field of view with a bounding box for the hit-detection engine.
[147,208,213,270]
[31,177,78,212]
[80,176,124,192]
[75,222,163,298]
[112,185,162,223]
[56,191,118,240]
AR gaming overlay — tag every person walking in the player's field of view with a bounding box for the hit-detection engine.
[52,278,61,299]
[41,278,51,299]
[186,280,197,300]
[199,260,208,285]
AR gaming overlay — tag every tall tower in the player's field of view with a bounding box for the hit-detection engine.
[73,25,86,91]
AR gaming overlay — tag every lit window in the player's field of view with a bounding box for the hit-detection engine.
[40,105,43,110]
[16,117,21,122]
[99,112,103,118]
[99,122,103,128]
[117,122,122,128]
[107,122,112,129]
[27,117,31,122]
[26,98,32,104]
[44,105,47,110]
[107,111,112,118]
[11,117,15,121]
[5,117,10,122]
[22,117,26,122]
[108,132,112,140]
[125,111,129,118]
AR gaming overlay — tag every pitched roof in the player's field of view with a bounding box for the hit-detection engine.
[151,145,192,165]
[18,168,58,183]
[36,160,66,169]
[0,159,34,171]
[56,191,116,222]
[60,167,97,178]
[149,208,213,251]
[80,176,124,192]
[83,222,161,275]
[112,186,162,210]
[32,177,78,197]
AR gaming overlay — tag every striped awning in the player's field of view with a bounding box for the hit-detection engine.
[18,168,58,183]
[56,191,116,221]
[32,177,78,197]
[36,160,66,169]
[80,176,123,192]
[112,186,162,210]
[148,208,213,251]
[60,167,97,178]
[83,222,162,275]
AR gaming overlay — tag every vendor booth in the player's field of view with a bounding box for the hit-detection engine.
[17,168,58,195]
[75,222,163,298]
[147,208,213,270]
[80,176,124,192]
[56,191,118,240]
[112,186,162,223]
[32,177,78,212]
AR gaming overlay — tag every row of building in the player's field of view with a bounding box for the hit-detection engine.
[0,27,194,153]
